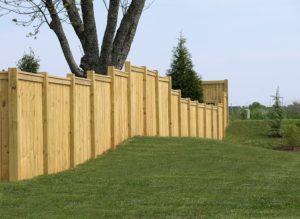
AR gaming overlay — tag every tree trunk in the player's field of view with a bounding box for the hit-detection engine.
[110,0,146,70]
[46,0,83,77]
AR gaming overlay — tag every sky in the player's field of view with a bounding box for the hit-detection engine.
[0,0,300,106]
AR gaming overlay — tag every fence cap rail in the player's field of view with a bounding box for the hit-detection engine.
[202,80,227,85]
[131,65,145,74]
[0,72,8,80]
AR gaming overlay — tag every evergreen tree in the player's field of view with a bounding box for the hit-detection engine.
[167,34,203,102]
[17,48,40,73]
[269,87,284,137]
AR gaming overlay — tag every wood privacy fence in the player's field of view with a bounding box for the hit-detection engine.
[0,62,229,182]
[202,80,229,127]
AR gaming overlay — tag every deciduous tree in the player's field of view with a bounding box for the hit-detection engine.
[0,0,149,77]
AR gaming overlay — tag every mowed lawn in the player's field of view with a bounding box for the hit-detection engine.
[0,121,300,218]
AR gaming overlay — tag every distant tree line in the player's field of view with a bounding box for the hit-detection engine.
[230,101,300,121]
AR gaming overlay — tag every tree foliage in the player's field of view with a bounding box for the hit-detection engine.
[269,87,284,137]
[17,48,40,73]
[0,0,149,76]
[167,34,203,102]
[285,102,300,119]
[248,102,268,120]
[283,124,300,147]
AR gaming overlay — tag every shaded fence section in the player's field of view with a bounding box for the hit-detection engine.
[0,63,228,182]
[202,80,229,130]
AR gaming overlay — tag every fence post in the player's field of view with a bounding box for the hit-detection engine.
[188,98,191,136]
[125,62,132,138]
[108,66,116,149]
[225,79,229,127]
[67,73,76,168]
[217,105,220,140]
[220,103,224,140]
[87,71,96,159]
[8,68,19,181]
[168,76,172,137]
[178,90,182,137]
[142,66,148,136]
[211,105,214,139]
[196,102,199,137]
[41,72,49,174]
[203,103,207,138]
[155,70,160,136]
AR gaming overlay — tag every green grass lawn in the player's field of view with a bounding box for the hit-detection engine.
[225,120,300,149]
[0,121,300,218]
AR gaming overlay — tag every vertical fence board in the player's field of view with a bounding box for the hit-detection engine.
[205,106,212,139]
[218,104,224,140]
[197,105,205,138]
[146,72,157,136]
[189,102,197,137]
[18,77,44,180]
[158,79,170,136]
[180,100,189,136]
[0,74,9,181]
[94,76,111,156]
[47,80,71,174]
[213,107,218,139]
[130,68,144,136]
[74,81,91,166]
[114,73,129,145]
[171,92,179,136]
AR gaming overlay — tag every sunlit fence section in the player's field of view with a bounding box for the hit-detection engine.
[0,62,228,182]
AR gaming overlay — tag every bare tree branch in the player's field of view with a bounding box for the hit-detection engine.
[45,0,83,76]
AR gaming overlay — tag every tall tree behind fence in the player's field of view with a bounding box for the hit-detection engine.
[0,63,228,182]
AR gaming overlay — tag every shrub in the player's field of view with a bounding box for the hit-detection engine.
[17,48,40,73]
[239,108,248,120]
[283,124,300,147]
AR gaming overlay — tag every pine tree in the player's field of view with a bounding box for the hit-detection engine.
[17,48,40,73]
[167,34,203,102]
[269,87,284,137]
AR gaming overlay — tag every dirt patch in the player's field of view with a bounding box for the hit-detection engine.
[275,145,300,153]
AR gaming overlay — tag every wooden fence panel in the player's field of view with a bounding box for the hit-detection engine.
[18,74,44,180]
[158,78,169,136]
[0,73,8,181]
[47,78,71,174]
[94,76,111,156]
[205,106,212,139]
[213,107,218,139]
[180,100,189,136]
[189,102,197,137]
[1,63,228,182]
[74,79,91,166]
[224,92,228,129]
[171,91,180,136]
[131,67,144,136]
[146,71,157,136]
[114,72,129,145]
[197,105,205,138]
[202,80,226,104]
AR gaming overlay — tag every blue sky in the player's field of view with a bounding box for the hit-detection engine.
[1,0,300,106]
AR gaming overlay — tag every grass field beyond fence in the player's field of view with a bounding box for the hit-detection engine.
[0,121,299,218]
